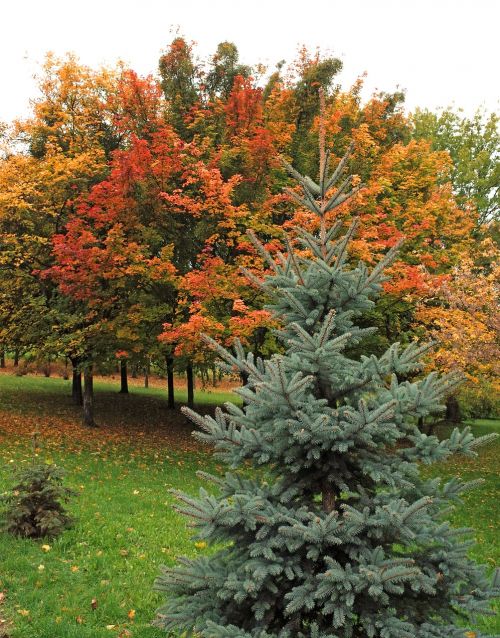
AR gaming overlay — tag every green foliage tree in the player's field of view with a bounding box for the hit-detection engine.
[206,41,252,100]
[412,107,500,227]
[288,49,343,177]
[155,145,498,637]
[159,37,200,138]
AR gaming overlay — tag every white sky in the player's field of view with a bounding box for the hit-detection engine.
[1,0,499,123]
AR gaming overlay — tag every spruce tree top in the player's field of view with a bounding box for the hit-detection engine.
[155,139,498,638]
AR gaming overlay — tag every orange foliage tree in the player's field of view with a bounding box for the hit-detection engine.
[416,241,499,418]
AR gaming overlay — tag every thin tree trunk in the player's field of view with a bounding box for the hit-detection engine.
[322,481,336,514]
[240,371,249,386]
[186,362,194,408]
[0,349,5,368]
[13,348,19,367]
[144,358,150,389]
[445,395,461,423]
[212,366,217,387]
[119,359,129,394]
[166,355,175,409]
[71,359,83,405]
[83,366,96,427]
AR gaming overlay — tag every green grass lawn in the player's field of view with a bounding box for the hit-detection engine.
[0,373,498,636]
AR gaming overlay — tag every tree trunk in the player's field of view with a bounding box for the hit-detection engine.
[0,349,5,368]
[131,364,138,379]
[322,481,336,514]
[212,366,217,388]
[71,359,83,405]
[166,355,175,409]
[119,359,129,394]
[13,348,19,367]
[186,363,194,408]
[83,366,96,427]
[240,371,249,386]
[144,359,150,389]
[445,395,461,423]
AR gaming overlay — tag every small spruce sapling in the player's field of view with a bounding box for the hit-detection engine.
[1,434,75,538]
[155,141,498,637]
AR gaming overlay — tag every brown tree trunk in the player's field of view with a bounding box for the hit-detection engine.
[144,359,149,389]
[13,348,19,367]
[322,481,336,514]
[166,355,175,409]
[83,366,96,427]
[240,371,249,386]
[71,359,83,405]
[446,395,461,423]
[0,349,5,368]
[186,363,194,408]
[119,359,129,394]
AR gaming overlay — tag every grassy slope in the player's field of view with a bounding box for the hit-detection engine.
[0,374,498,637]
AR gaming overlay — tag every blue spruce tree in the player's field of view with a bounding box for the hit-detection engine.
[155,141,498,637]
